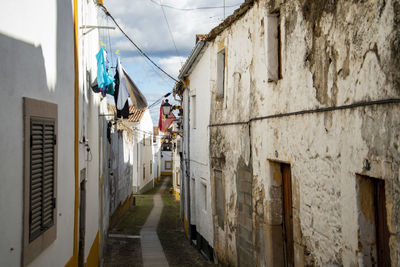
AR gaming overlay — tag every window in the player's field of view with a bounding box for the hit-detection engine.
[176,172,180,187]
[165,161,172,170]
[201,182,207,211]
[265,13,281,81]
[143,166,146,181]
[23,97,57,266]
[217,48,225,99]
[150,161,152,175]
[191,95,196,129]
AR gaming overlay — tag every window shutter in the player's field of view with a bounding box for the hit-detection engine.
[29,118,56,242]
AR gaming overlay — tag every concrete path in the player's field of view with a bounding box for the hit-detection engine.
[140,181,169,267]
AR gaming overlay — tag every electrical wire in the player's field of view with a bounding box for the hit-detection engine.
[148,92,172,108]
[160,4,183,66]
[97,3,179,83]
[149,0,241,11]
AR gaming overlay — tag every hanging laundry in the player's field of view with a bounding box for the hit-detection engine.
[107,121,112,144]
[122,68,148,109]
[113,57,130,118]
[96,46,114,89]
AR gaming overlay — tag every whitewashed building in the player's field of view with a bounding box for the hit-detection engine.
[0,0,104,266]
[176,0,400,266]
[129,107,155,193]
[175,39,214,260]
[152,126,162,182]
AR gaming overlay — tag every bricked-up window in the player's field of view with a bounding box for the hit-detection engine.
[150,161,152,175]
[216,48,225,99]
[191,95,196,129]
[265,13,281,81]
[23,97,57,266]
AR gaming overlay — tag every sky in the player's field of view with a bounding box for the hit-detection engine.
[98,0,245,124]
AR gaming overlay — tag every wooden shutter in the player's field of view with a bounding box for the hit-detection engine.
[29,118,56,242]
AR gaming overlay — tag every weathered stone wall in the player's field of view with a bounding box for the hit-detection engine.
[207,0,400,266]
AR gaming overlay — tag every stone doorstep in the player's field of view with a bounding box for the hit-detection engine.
[108,233,142,239]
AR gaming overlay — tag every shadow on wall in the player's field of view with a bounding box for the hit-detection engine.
[0,0,74,96]
[0,0,75,266]
[0,33,49,95]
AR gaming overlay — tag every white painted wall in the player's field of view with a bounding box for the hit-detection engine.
[153,133,162,180]
[131,109,154,193]
[161,151,172,172]
[77,0,101,261]
[172,136,182,196]
[0,0,102,265]
[185,46,214,245]
[0,0,85,266]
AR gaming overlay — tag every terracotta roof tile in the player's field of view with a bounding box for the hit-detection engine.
[127,106,147,122]
[110,105,147,122]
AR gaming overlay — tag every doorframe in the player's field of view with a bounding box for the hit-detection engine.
[78,174,86,267]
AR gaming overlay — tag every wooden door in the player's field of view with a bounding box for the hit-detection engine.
[281,164,294,267]
[78,180,86,267]
[376,180,391,266]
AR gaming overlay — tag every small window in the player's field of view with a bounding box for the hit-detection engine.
[23,97,58,266]
[191,95,196,129]
[150,161,152,175]
[143,166,145,181]
[265,13,281,81]
[165,161,172,170]
[201,183,207,211]
[217,48,225,99]
[176,172,181,186]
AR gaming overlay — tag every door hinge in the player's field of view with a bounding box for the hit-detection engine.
[53,197,57,209]
[53,134,57,145]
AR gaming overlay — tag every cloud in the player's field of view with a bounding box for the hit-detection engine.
[101,0,244,125]
[158,56,187,78]
[102,0,243,59]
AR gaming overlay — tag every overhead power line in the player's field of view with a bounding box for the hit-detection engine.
[97,3,179,83]
[149,0,241,11]
[148,92,171,109]
[160,4,183,66]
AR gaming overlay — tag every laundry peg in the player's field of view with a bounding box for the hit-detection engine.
[115,50,120,54]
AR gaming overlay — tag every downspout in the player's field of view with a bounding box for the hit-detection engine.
[70,0,79,265]
[186,90,192,242]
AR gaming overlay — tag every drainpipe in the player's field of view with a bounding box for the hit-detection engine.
[186,91,192,242]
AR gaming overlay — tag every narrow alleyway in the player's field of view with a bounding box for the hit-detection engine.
[140,181,169,267]
[103,177,213,267]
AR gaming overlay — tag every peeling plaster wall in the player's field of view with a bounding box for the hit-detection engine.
[204,0,400,266]
[109,125,134,216]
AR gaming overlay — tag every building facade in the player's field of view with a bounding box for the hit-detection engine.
[177,0,400,266]
[0,0,103,266]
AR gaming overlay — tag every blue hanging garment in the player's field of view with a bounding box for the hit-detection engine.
[96,47,114,89]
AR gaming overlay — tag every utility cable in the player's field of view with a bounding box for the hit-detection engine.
[148,92,172,109]
[97,3,179,83]
[160,4,183,66]
[149,0,241,11]
[208,98,400,127]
